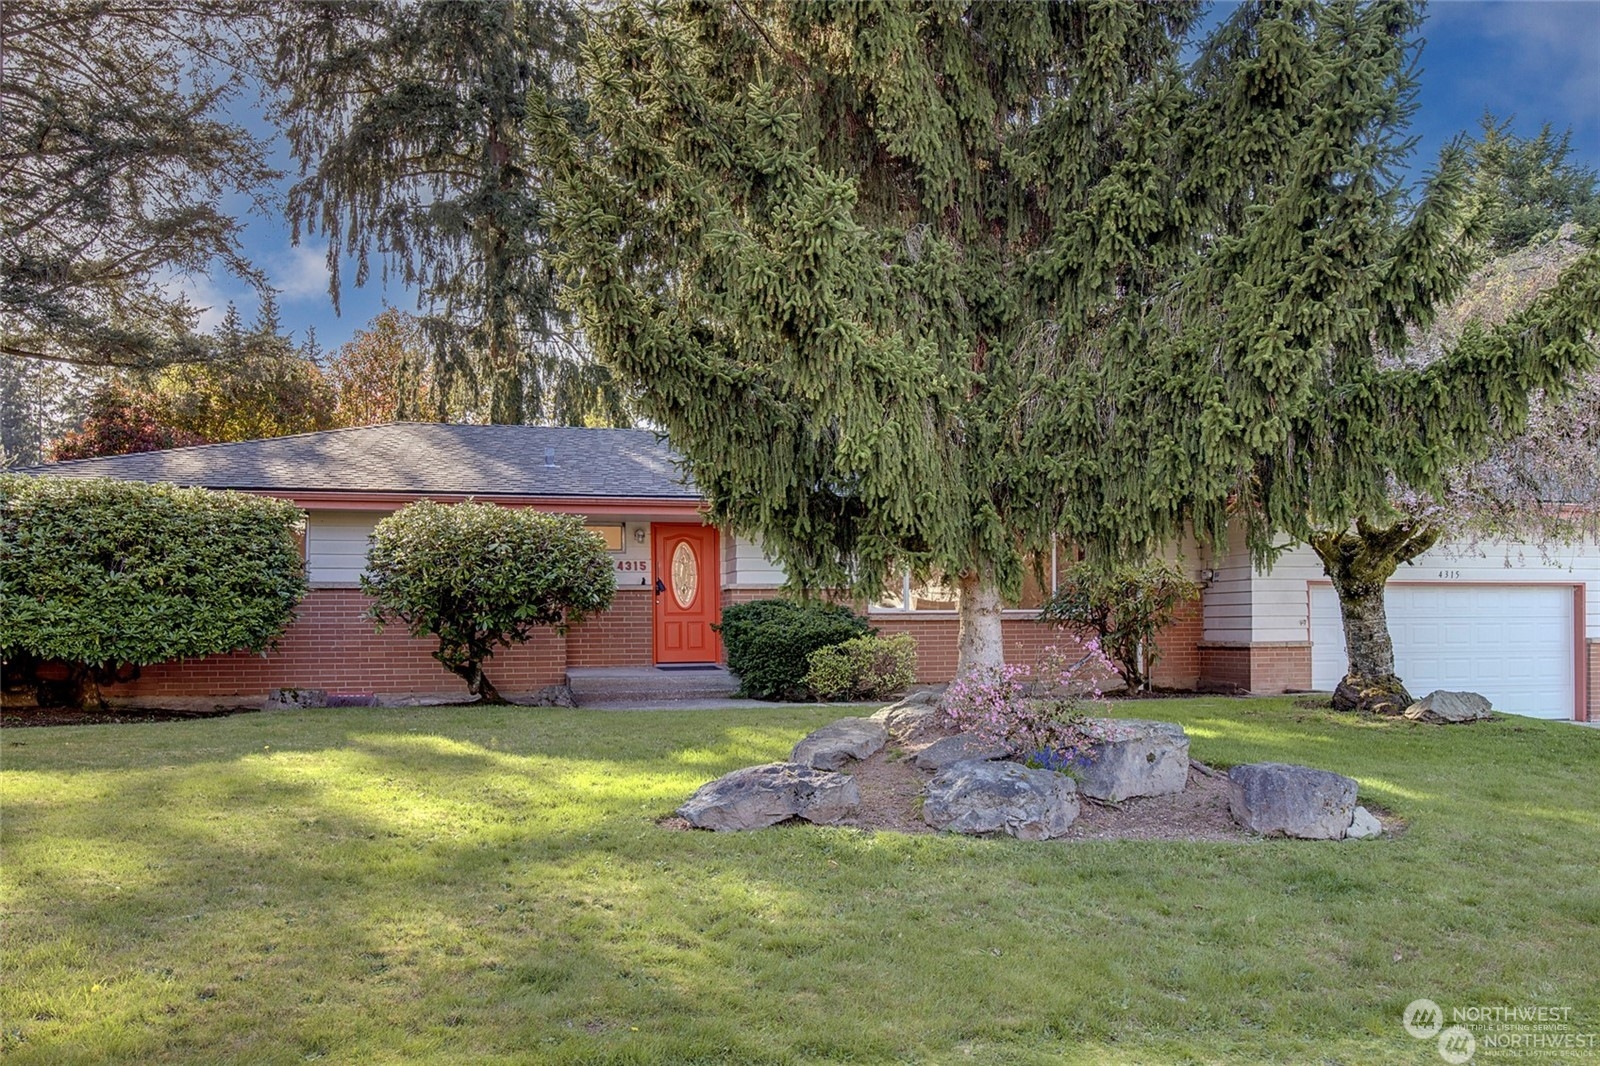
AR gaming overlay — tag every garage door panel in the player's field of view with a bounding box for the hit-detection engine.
[1309,584,1573,719]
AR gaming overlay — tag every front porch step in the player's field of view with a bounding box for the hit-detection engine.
[565,666,740,705]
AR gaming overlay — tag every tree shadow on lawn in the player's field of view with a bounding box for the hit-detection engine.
[6,703,1600,1063]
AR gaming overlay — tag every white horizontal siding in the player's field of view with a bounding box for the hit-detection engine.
[728,534,787,588]
[1201,525,1256,643]
[305,509,660,590]
[1254,535,1599,643]
[306,511,383,586]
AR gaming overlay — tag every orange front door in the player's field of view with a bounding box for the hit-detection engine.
[652,524,722,664]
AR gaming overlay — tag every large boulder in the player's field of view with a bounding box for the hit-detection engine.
[1227,762,1359,840]
[872,692,944,743]
[912,734,1012,771]
[1404,690,1494,724]
[678,763,860,831]
[923,760,1080,840]
[791,717,888,770]
[1074,718,1190,802]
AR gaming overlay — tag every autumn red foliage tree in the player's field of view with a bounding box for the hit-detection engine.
[323,309,437,426]
[46,383,208,460]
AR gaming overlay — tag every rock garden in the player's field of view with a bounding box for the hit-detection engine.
[675,689,1390,843]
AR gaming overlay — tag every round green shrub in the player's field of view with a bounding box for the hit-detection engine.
[0,474,308,708]
[804,632,918,701]
[362,500,615,703]
[714,598,871,700]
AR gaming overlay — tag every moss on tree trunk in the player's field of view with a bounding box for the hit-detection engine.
[1309,519,1441,715]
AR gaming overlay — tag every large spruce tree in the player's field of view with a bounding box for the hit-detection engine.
[1,1,275,369]
[547,0,1600,674]
[270,0,627,425]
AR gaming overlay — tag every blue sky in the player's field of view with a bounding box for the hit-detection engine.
[201,0,1600,354]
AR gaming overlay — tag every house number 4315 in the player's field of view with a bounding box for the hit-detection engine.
[1436,570,1461,579]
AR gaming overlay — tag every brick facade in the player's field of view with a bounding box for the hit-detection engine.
[95,585,1305,701]
[1197,642,1313,694]
[1587,641,1598,723]
[104,587,567,700]
[566,590,653,667]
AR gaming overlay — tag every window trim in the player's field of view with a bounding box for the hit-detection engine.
[869,536,1060,615]
[584,523,626,553]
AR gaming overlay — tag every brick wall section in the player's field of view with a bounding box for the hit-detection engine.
[103,587,1214,699]
[881,617,1112,685]
[1197,642,1312,694]
[566,590,653,667]
[1587,641,1598,722]
[1248,643,1313,693]
[104,588,567,699]
[1151,598,1202,690]
[721,588,780,608]
[719,589,1204,688]
[1197,645,1252,692]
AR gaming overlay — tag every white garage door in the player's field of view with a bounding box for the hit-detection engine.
[1310,584,1574,719]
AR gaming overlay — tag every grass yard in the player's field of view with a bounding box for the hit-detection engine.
[3,698,1598,1065]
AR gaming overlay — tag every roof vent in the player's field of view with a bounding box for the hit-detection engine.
[543,446,556,468]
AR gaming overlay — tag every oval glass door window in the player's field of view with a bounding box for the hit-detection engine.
[670,541,697,608]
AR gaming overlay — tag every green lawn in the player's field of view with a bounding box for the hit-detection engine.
[3,699,1597,1065]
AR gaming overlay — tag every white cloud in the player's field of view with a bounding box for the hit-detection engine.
[270,244,333,301]
[1431,1,1600,130]
[157,270,244,333]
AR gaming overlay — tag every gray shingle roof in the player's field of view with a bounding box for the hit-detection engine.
[13,423,701,499]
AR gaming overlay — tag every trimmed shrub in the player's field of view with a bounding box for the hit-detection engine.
[804,633,917,701]
[362,500,614,703]
[1038,559,1200,691]
[714,598,871,700]
[0,474,307,709]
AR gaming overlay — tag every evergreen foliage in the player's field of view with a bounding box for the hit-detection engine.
[0,475,306,709]
[1310,126,1600,712]
[44,300,337,460]
[150,297,338,443]
[0,356,100,467]
[269,0,627,426]
[546,0,1600,672]
[361,501,616,702]
[1471,115,1600,251]
[1,1,275,369]
[714,599,871,700]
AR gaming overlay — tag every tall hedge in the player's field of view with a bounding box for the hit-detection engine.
[0,475,307,708]
[362,500,615,703]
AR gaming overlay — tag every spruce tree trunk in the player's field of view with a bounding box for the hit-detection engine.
[956,566,1006,676]
[1309,521,1441,715]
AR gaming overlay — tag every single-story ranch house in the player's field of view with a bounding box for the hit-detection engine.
[17,423,1597,721]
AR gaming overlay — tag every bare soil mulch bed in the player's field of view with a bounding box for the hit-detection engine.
[836,725,1256,842]
[1,704,262,728]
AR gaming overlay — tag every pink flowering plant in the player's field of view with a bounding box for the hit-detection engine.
[940,644,1113,774]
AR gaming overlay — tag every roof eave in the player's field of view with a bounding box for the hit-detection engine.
[253,489,709,517]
